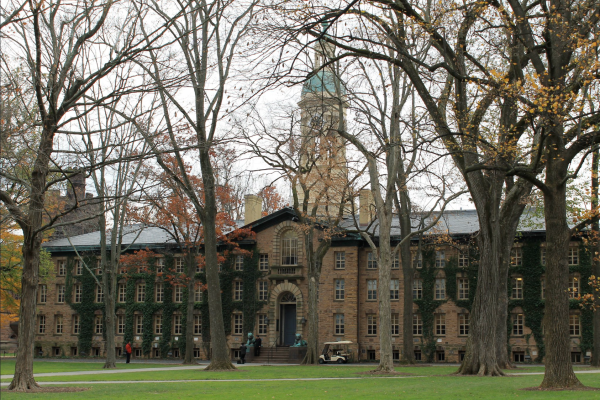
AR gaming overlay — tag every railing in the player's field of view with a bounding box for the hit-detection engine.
[270,265,303,276]
[266,338,279,365]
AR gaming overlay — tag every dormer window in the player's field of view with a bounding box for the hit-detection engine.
[281,231,298,266]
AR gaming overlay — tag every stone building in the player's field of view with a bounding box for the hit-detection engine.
[36,203,592,364]
[33,39,592,364]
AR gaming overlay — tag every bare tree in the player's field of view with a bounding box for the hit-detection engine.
[134,0,259,370]
[0,0,159,390]
[290,0,600,386]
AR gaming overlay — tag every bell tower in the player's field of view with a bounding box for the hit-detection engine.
[296,30,349,218]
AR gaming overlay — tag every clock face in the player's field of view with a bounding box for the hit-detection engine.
[310,114,323,129]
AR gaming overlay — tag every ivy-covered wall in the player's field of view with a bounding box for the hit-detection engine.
[414,244,478,362]
[62,247,265,359]
[506,240,593,362]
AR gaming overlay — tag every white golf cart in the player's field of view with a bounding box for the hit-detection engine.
[319,341,352,364]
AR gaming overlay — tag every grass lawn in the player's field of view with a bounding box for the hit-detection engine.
[1,372,599,399]
[0,360,186,376]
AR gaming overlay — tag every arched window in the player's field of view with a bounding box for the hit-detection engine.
[281,231,298,266]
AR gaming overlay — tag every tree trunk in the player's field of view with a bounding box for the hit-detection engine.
[495,249,512,370]
[457,217,504,376]
[591,146,600,368]
[376,217,394,372]
[200,153,235,371]
[8,237,41,391]
[302,230,328,365]
[302,269,320,364]
[184,252,196,364]
[398,190,414,364]
[400,240,415,364]
[540,167,581,388]
[103,271,116,369]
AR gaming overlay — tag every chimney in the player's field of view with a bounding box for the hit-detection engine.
[244,194,263,226]
[359,189,374,226]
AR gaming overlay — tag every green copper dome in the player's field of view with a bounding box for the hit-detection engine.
[302,70,345,96]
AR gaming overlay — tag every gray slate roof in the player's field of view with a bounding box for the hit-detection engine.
[43,209,549,252]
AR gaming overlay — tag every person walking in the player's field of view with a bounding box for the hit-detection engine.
[125,342,132,364]
[254,335,262,356]
[239,344,247,364]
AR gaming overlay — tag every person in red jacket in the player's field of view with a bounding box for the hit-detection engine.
[126,342,132,364]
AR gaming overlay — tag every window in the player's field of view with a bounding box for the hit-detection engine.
[156,257,164,273]
[194,286,203,302]
[73,315,80,334]
[335,252,346,269]
[511,277,523,299]
[569,314,580,336]
[511,248,522,266]
[194,315,202,335]
[414,350,422,361]
[257,314,267,335]
[233,314,243,335]
[568,247,579,265]
[57,260,66,276]
[367,252,378,269]
[541,248,546,265]
[391,313,399,335]
[458,251,469,267]
[38,284,47,303]
[413,279,423,299]
[137,283,146,302]
[135,315,143,335]
[413,314,422,335]
[390,279,399,300]
[437,351,445,362]
[38,315,46,334]
[56,284,65,303]
[367,314,377,335]
[73,284,82,303]
[234,255,244,271]
[435,314,446,335]
[435,251,446,268]
[568,275,579,299]
[175,257,185,273]
[392,251,399,269]
[173,315,182,335]
[367,350,376,361]
[95,315,103,334]
[335,279,345,300]
[334,313,345,335]
[412,252,422,269]
[281,231,298,265]
[117,315,125,334]
[513,351,525,362]
[435,278,446,300]
[458,277,469,300]
[118,284,127,303]
[196,261,203,273]
[259,254,269,271]
[154,315,162,334]
[367,280,377,300]
[258,281,268,301]
[97,260,103,275]
[173,286,183,303]
[234,281,243,301]
[512,314,524,336]
[75,260,83,275]
[458,313,469,336]
[96,284,104,303]
[155,283,164,303]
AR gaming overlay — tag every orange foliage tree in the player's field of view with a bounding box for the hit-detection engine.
[131,158,254,363]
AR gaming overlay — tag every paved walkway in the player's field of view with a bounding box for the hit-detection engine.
[1,366,597,386]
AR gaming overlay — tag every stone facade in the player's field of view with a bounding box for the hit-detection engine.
[35,209,591,364]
